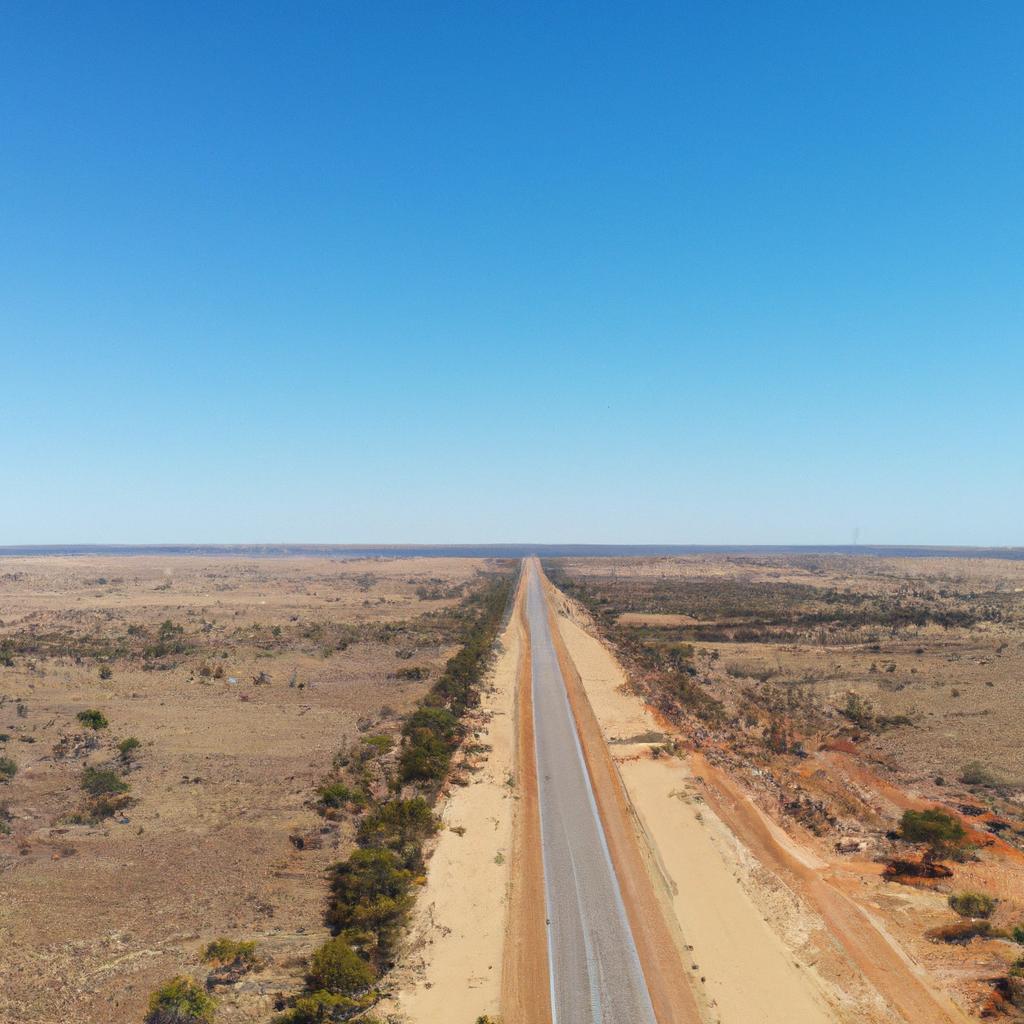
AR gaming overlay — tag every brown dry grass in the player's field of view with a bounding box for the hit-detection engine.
[0,555,489,1024]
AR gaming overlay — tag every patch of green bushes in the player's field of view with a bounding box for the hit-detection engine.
[77,709,108,730]
[118,736,142,757]
[81,766,129,797]
[144,976,216,1024]
[316,782,368,810]
[201,938,258,966]
[0,756,16,782]
[308,936,376,993]
[898,808,967,861]
[949,891,996,919]
[356,798,438,869]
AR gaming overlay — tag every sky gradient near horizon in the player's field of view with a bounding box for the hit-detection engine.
[2,2,1022,545]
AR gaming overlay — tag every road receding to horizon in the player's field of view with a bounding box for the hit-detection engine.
[525,563,659,1023]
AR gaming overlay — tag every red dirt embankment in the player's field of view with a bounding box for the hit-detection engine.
[691,752,973,1024]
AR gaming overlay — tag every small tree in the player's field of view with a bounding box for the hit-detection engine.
[0,756,17,782]
[308,937,376,995]
[77,709,108,730]
[898,808,967,862]
[144,976,216,1024]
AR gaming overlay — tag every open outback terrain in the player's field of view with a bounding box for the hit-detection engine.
[545,553,1024,1020]
[0,555,512,1024]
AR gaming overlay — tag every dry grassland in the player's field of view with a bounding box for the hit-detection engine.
[0,555,490,1024]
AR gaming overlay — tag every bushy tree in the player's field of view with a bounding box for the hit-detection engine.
[144,976,216,1024]
[899,808,967,862]
[308,937,375,994]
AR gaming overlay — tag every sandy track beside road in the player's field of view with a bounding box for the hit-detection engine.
[380,582,524,1022]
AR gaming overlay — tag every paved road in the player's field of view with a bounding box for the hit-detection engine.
[525,563,658,1024]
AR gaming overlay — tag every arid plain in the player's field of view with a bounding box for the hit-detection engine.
[0,555,503,1024]
[4,551,1024,1024]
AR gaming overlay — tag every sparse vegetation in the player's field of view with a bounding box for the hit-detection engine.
[77,709,108,730]
[948,891,996,918]
[960,760,1004,789]
[118,736,142,758]
[898,809,968,863]
[201,938,258,966]
[144,976,217,1024]
[0,756,17,782]
[81,766,129,797]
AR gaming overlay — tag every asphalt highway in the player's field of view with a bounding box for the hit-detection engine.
[525,563,658,1024]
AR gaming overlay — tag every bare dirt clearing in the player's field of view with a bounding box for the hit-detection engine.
[0,555,490,1024]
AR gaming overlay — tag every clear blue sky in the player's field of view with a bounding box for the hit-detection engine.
[2,2,1021,545]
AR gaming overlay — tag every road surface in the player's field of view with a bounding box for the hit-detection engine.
[524,563,658,1024]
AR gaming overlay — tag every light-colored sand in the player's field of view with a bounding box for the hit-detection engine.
[554,608,842,1024]
[380,606,521,1022]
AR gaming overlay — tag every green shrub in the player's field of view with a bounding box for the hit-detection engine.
[308,937,376,994]
[201,938,258,966]
[402,706,460,744]
[361,734,394,753]
[273,990,367,1023]
[1011,925,1024,945]
[316,782,367,810]
[326,847,413,939]
[356,798,438,868]
[81,766,129,797]
[99,665,113,680]
[118,736,142,757]
[0,756,16,782]
[960,760,1003,788]
[949,891,996,919]
[898,809,967,860]
[399,734,452,783]
[77,709,108,730]
[144,976,216,1024]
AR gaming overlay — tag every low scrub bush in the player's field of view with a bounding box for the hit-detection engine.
[144,976,216,1024]
[926,920,1003,944]
[356,798,438,869]
[81,766,129,797]
[316,782,367,810]
[118,736,142,757]
[0,756,16,782]
[326,847,414,945]
[949,891,996,919]
[273,990,371,1023]
[308,936,376,994]
[77,709,108,730]
[202,938,258,966]
[960,760,1004,789]
[898,809,967,861]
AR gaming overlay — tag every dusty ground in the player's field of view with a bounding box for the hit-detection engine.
[545,554,1024,1020]
[0,555,490,1024]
